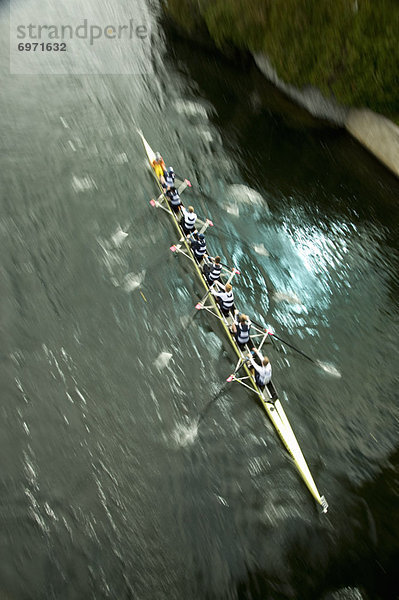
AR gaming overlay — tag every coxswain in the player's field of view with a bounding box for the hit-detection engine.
[190,232,207,263]
[152,152,166,183]
[163,166,175,190]
[181,205,197,235]
[166,186,182,213]
[204,255,222,285]
[212,282,235,317]
[231,313,253,351]
[248,348,272,392]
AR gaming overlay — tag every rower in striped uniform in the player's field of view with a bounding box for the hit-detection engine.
[211,283,235,317]
[231,313,253,351]
[190,232,207,264]
[204,255,222,285]
[163,166,175,190]
[166,186,182,213]
[181,205,197,235]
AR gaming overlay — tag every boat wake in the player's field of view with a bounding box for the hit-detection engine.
[172,421,199,446]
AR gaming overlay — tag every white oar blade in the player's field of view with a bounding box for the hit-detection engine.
[317,361,341,378]
[320,495,329,513]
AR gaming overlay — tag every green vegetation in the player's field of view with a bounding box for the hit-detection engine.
[164,0,398,117]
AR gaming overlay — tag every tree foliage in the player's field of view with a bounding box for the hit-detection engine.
[164,0,399,116]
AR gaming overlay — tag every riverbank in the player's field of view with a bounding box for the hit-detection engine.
[162,1,399,179]
[253,53,399,179]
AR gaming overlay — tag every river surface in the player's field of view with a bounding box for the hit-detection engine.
[1,2,399,599]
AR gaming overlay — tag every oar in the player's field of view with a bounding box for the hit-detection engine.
[197,358,250,424]
[207,255,238,271]
[174,173,192,188]
[193,252,239,275]
[197,385,226,425]
[194,262,240,312]
[250,320,341,377]
[166,282,219,352]
[192,201,274,259]
[168,265,239,354]
[194,285,215,312]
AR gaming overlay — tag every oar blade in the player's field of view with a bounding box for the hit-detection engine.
[261,329,340,378]
[316,361,341,378]
[320,495,329,513]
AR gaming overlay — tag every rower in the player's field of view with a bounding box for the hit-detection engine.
[248,349,274,397]
[190,232,207,264]
[204,255,222,285]
[231,313,253,351]
[166,186,182,213]
[181,205,197,235]
[152,152,166,183]
[211,283,235,317]
[163,166,175,190]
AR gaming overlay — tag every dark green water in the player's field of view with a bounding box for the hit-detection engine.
[1,3,399,599]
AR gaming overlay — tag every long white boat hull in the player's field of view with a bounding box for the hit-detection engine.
[139,130,328,513]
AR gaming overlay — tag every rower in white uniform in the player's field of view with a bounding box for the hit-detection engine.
[248,348,272,392]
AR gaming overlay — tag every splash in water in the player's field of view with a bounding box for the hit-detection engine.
[317,361,341,378]
[172,421,199,446]
[154,351,173,371]
[123,270,146,292]
[214,494,229,507]
[227,184,268,209]
[112,226,129,247]
[223,203,240,216]
[71,174,97,193]
[253,243,269,256]
[273,291,302,305]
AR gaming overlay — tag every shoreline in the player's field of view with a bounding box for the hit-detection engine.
[254,53,399,179]
[162,11,399,180]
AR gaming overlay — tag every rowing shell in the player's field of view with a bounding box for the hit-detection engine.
[138,130,328,513]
